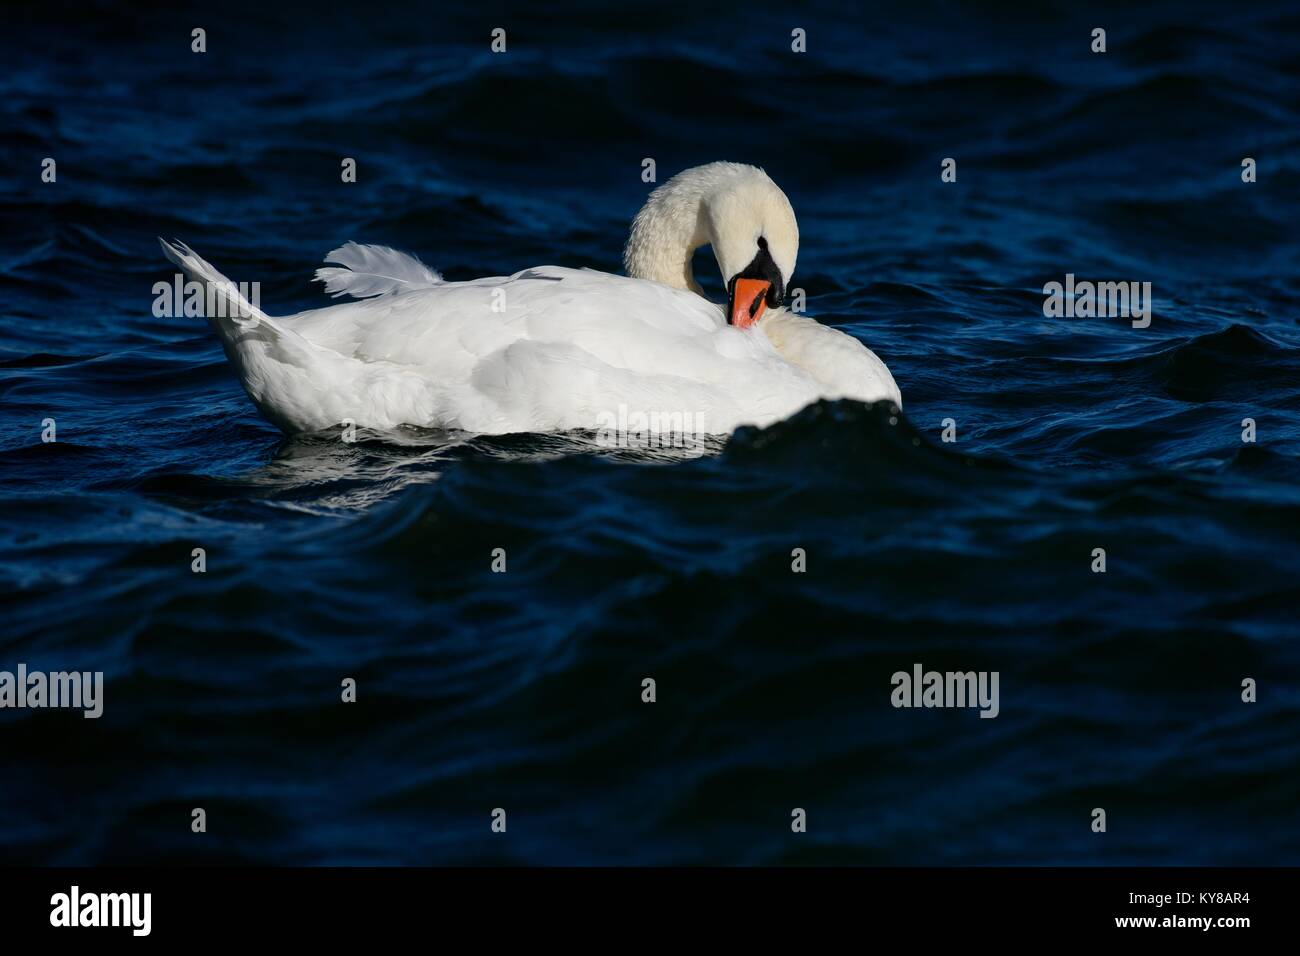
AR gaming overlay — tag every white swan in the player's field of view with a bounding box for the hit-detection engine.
[160,162,900,436]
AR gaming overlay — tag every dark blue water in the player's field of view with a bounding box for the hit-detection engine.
[2,0,1298,864]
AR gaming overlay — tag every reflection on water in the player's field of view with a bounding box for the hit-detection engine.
[257,427,729,513]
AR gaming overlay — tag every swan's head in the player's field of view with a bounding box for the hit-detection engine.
[704,167,798,329]
[623,162,799,329]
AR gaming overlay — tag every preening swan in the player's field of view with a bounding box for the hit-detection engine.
[160,162,901,435]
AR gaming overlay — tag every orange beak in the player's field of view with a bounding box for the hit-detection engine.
[729,277,771,329]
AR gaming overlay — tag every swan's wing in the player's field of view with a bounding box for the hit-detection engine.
[313,242,442,298]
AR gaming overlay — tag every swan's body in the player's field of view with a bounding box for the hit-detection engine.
[161,162,900,435]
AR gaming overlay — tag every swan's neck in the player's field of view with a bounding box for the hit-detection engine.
[623,188,710,295]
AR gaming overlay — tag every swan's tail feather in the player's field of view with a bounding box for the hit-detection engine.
[158,237,319,363]
[158,238,360,433]
[314,241,442,299]
[158,238,273,330]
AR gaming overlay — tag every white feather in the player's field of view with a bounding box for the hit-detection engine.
[314,242,442,299]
